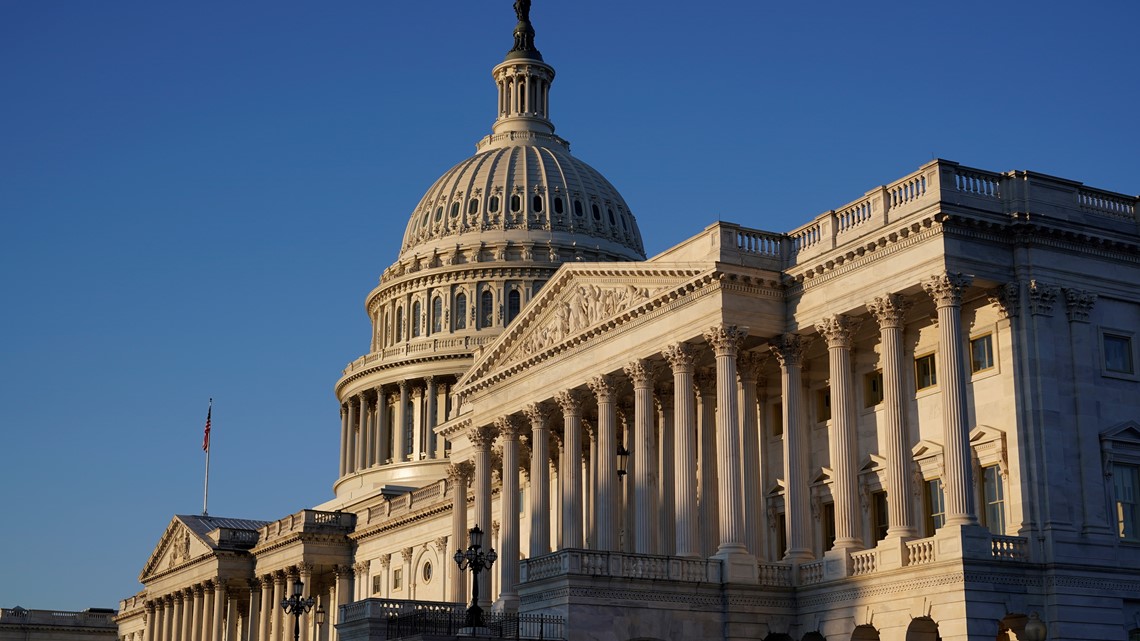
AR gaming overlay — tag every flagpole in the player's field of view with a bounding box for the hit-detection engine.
[203,398,212,516]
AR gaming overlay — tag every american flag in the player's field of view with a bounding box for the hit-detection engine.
[202,403,212,452]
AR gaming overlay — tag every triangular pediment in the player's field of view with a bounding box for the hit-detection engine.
[459,262,715,390]
[1102,420,1140,445]
[140,516,214,581]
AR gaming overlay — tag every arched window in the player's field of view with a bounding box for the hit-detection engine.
[553,197,564,214]
[489,195,500,213]
[454,292,467,330]
[574,199,583,216]
[467,198,478,214]
[432,296,443,333]
[411,301,422,338]
[507,289,521,324]
[532,194,543,212]
[591,203,601,220]
[510,194,521,213]
[395,306,404,342]
[607,208,616,225]
[449,202,460,218]
[480,290,494,328]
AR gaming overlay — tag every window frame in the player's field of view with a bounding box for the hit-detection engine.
[914,352,937,390]
[969,333,995,374]
[1101,328,1137,380]
[863,369,884,408]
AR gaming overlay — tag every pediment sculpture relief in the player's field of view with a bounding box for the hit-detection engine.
[167,529,191,569]
[512,284,654,363]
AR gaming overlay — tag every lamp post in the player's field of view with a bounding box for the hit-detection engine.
[616,445,630,479]
[280,579,315,641]
[453,525,498,629]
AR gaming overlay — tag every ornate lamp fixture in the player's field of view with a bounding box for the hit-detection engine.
[1023,612,1047,641]
[616,445,630,479]
[280,580,315,641]
[453,525,498,628]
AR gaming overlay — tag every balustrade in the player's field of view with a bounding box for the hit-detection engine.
[850,549,878,576]
[906,538,937,565]
[756,562,793,587]
[990,535,1029,561]
[798,560,825,585]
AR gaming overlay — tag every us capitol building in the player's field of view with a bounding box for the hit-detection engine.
[114,5,1140,641]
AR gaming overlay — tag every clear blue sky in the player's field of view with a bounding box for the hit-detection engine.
[1,0,1136,611]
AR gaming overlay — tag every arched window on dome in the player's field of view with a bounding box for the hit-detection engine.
[573,199,583,216]
[591,203,601,221]
[467,198,479,215]
[532,195,543,213]
[480,290,494,329]
[454,292,467,330]
[608,208,616,225]
[510,194,521,213]
[395,306,404,343]
[489,195,500,213]
[450,202,460,218]
[411,301,422,338]
[553,197,564,215]
[507,289,521,325]
[432,296,443,334]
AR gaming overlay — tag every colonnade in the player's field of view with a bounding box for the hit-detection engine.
[339,377,451,476]
[142,565,350,641]
[451,273,979,602]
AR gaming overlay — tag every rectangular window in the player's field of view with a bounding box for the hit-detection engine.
[982,465,1006,535]
[924,479,946,536]
[864,370,884,407]
[821,501,836,552]
[393,568,403,591]
[970,334,995,373]
[772,402,783,437]
[372,575,382,594]
[1105,334,1135,374]
[816,387,831,422]
[871,490,889,543]
[519,488,526,515]
[915,353,937,390]
[775,512,787,559]
[1115,464,1140,540]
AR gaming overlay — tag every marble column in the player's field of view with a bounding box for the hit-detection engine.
[411,385,425,460]
[773,334,812,561]
[664,343,700,557]
[625,358,657,554]
[496,416,521,612]
[436,382,449,458]
[345,400,358,474]
[737,351,765,557]
[588,375,619,551]
[695,368,719,557]
[374,387,387,465]
[271,573,285,641]
[471,424,498,568]
[656,389,676,556]
[868,294,919,538]
[924,272,978,526]
[202,583,215,641]
[338,405,348,476]
[556,391,584,548]
[817,315,863,551]
[167,594,178,641]
[334,566,352,638]
[143,602,155,641]
[395,381,409,461]
[226,590,239,641]
[299,564,312,641]
[182,589,194,641]
[362,394,374,468]
[356,395,368,471]
[447,462,472,602]
[584,420,597,548]
[425,376,438,459]
[257,577,272,641]
[526,404,551,556]
[705,325,750,559]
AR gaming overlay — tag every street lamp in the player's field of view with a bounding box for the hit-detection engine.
[616,445,630,479]
[280,579,315,641]
[453,524,498,629]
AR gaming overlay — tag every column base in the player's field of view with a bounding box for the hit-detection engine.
[712,547,757,583]
[492,594,519,614]
[874,535,914,571]
[934,523,991,561]
[821,547,852,581]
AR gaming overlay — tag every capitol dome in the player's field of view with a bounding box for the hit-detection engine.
[332,4,644,497]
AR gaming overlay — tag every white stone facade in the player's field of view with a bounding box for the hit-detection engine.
[118,7,1140,641]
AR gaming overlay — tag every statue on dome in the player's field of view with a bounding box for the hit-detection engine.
[514,0,531,24]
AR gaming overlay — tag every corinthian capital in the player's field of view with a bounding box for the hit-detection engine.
[770,334,804,368]
[495,415,522,440]
[922,272,973,308]
[704,324,748,357]
[867,293,910,329]
[470,425,499,450]
[737,351,765,382]
[446,460,474,485]
[1027,280,1060,316]
[555,390,583,415]
[988,282,1020,320]
[1062,287,1097,323]
[815,315,854,348]
[523,402,549,426]
[623,358,655,387]
[587,374,617,402]
[662,342,697,373]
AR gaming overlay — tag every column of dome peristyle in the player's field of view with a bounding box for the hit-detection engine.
[491,57,555,137]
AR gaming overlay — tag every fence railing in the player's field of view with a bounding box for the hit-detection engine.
[384,610,565,640]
